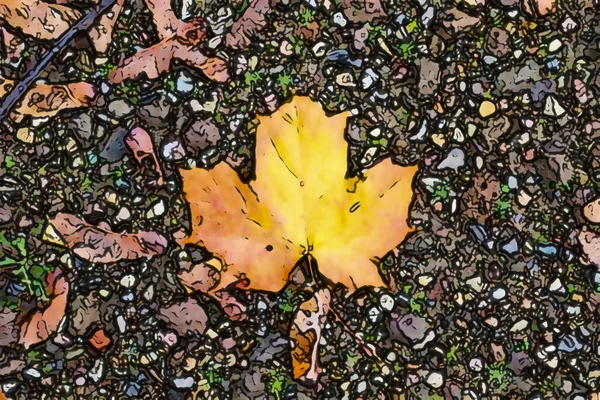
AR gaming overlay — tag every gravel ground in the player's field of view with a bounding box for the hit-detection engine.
[1,0,600,399]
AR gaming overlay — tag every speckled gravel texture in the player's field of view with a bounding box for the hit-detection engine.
[1,0,600,399]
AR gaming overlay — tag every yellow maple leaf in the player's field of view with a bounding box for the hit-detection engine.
[179,97,417,292]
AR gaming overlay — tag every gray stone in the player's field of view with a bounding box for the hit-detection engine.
[108,99,133,118]
[418,58,440,96]
[438,148,465,171]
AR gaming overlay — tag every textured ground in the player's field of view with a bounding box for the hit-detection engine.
[1,0,600,399]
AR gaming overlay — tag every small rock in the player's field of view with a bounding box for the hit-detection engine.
[184,119,221,151]
[425,371,445,389]
[175,72,195,94]
[116,315,127,333]
[335,72,355,87]
[558,334,583,353]
[560,15,578,33]
[469,357,484,372]
[491,286,506,300]
[23,368,42,380]
[161,137,186,161]
[548,38,562,53]
[332,12,347,27]
[543,95,566,117]
[171,375,195,390]
[479,101,497,118]
[360,68,379,90]
[120,275,137,288]
[88,329,111,352]
[158,298,208,336]
[549,278,565,294]
[379,294,395,311]
[115,207,131,222]
[16,128,34,143]
[437,148,465,171]
[147,199,166,218]
[510,319,529,333]
[108,99,133,118]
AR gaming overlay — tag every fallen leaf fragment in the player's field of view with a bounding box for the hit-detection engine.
[340,0,387,23]
[0,307,19,346]
[125,126,165,186]
[178,258,222,293]
[19,267,69,348]
[211,291,248,321]
[158,297,208,336]
[108,0,228,83]
[290,288,330,386]
[0,26,25,64]
[50,212,168,263]
[87,0,125,53]
[0,0,80,40]
[109,35,228,83]
[144,0,180,38]
[180,96,417,291]
[0,78,97,118]
[225,0,271,49]
[578,229,600,266]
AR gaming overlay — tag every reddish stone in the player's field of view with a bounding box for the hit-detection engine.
[89,329,111,352]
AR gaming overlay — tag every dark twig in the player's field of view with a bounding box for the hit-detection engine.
[0,0,118,122]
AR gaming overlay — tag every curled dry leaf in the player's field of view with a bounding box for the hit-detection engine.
[0,26,25,64]
[158,297,208,337]
[578,229,600,266]
[0,0,122,51]
[180,96,417,291]
[50,212,168,263]
[289,288,330,385]
[109,0,228,83]
[340,0,387,23]
[125,126,165,186]
[144,0,180,38]
[0,78,97,118]
[0,307,19,346]
[19,267,69,348]
[225,0,271,49]
[0,0,80,40]
[178,257,222,293]
[87,0,124,53]
[212,291,248,321]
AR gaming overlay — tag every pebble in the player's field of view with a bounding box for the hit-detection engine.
[171,376,195,390]
[425,371,445,389]
[108,100,133,118]
[479,101,496,118]
[120,275,137,288]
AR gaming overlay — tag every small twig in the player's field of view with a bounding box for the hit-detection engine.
[328,305,382,363]
[0,0,118,122]
[304,254,383,363]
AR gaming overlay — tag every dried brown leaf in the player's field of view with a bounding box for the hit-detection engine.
[158,297,208,336]
[289,288,330,385]
[0,26,25,64]
[225,0,271,49]
[50,212,168,263]
[0,78,97,118]
[19,267,69,348]
[212,291,248,321]
[87,0,124,53]
[125,126,165,186]
[144,0,180,39]
[0,0,81,40]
